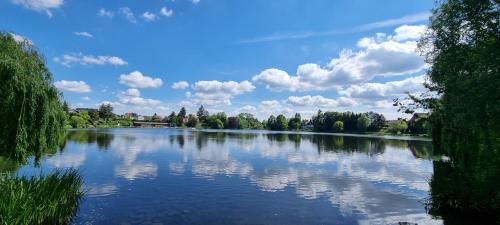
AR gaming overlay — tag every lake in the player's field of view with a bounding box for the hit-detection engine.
[16,128,442,225]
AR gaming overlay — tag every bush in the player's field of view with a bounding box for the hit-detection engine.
[332,121,344,132]
[387,120,407,134]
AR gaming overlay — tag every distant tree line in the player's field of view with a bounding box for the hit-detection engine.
[155,105,427,135]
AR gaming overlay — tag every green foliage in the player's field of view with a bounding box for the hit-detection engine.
[205,112,227,129]
[367,111,386,131]
[178,107,187,118]
[186,114,198,127]
[0,169,84,225]
[214,112,227,125]
[0,32,66,161]
[288,113,301,130]
[69,115,86,128]
[62,101,69,114]
[408,116,429,134]
[414,0,500,221]
[88,109,99,121]
[226,116,240,129]
[237,113,263,129]
[387,119,407,134]
[356,114,370,132]
[266,115,276,130]
[196,105,209,123]
[274,115,288,131]
[266,114,288,131]
[312,110,383,133]
[207,118,224,129]
[98,104,114,121]
[332,121,344,132]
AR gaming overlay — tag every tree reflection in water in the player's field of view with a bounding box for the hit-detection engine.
[56,129,439,224]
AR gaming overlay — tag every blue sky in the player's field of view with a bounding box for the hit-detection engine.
[2,0,435,119]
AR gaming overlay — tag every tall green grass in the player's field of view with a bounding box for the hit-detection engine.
[0,169,84,225]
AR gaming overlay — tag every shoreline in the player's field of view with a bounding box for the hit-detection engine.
[68,127,431,141]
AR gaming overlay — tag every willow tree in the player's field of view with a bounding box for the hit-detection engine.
[0,32,66,162]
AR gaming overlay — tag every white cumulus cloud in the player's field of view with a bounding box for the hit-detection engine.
[119,7,136,23]
[119,71,163,88]
[340,75,428,100]
[253,25,427,92]
[98,8,114,18]
[286,95,338,108]
[391,25,427,41]
[189,80,255,105]
[160,7,173,17]
[142,11,158,22]
[11,0,63,17]
[54,53,127,67]
[118,88,161,106]
[171,81,189,90]
[54,80,91,93]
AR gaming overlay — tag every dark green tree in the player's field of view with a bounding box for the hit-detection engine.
[226,117,240,129]
[214,112,228,125]
[356,114,370,132]
[178,107,187,118]
[401,0,500,221]
[98,104,114,121]
[196,105,209,123]
[186,114,198,127]
[266,115,276,130]
[62,101,70,114]
[166,111,177,123]
[152,113,162,122]
[275,114,288,131]
[288,113,301,130]
[88,109,100,121]
[367,111,386,131]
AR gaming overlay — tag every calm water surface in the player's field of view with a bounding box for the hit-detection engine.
[17,128,442,225]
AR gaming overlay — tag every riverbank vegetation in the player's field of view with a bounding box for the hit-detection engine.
[0,169,84,225]
[395,0,500,223]
[126,105,428,136]
[65,103,133,128]
[0,32,83,224]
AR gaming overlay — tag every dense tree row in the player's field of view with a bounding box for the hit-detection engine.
[310,110,386,133]
[155,106,429,135]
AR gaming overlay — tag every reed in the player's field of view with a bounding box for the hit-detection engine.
[0,169,84,225]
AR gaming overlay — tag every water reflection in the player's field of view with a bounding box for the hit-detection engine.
[18,129,442,224]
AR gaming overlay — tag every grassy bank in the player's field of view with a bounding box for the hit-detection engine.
[0,169,84,225]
